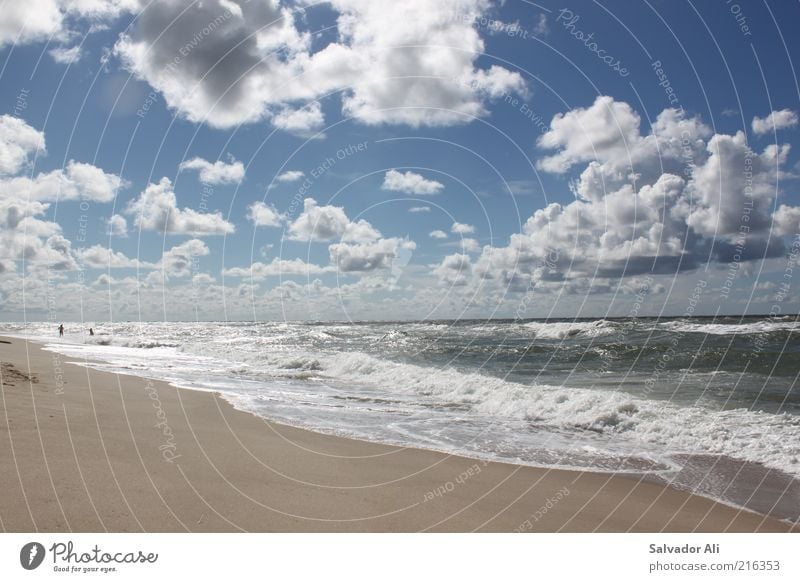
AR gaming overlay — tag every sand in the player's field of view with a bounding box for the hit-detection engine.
[0,335,795,532]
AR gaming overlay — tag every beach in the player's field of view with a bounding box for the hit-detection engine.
[0,335,794,533]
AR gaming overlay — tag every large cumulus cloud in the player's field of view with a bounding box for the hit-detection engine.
[440,97,800,292]
[114,0,525,130]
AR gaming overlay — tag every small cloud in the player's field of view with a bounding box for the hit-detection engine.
[408,206,431,213]
[272,102,325,136]
[451,221,475,234]
[429,230,448,239]
[106,214,128,237]
[49,46,83,65]
[534,14,549,36]
[752,109,799,135]
[382,169,444,195]
[179,157,245,184]
[247,202,284,227]
[459,238,480,253]
[277,170,305,183]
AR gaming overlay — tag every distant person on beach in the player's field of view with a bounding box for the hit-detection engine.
[58,324,64,337]
[89,328,94,336]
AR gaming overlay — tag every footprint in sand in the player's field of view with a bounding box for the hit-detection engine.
[0,362,39,386]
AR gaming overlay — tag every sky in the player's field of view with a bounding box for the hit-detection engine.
[1,0,800,322]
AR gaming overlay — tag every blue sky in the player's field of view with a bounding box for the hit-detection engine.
[1,0,799,321]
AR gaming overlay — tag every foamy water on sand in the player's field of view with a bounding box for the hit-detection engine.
[4,316,800,520]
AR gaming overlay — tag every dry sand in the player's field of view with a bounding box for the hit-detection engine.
[0,335,794,532]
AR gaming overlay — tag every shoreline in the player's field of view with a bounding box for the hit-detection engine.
[0,335,796,532]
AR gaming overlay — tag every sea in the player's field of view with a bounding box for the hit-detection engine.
[3,316,799,522]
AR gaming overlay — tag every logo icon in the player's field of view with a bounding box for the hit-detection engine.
[20,542,45,570]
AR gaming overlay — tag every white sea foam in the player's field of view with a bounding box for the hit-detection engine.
[523,319,619,339]
[656,320,800,335]
[315,350,800,476]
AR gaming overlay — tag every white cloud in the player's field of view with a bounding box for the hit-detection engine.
[0,0,139,48]
[77,244,152,269]
[287,198,381,242]
[534,14,549,36]
[459,97,799,292]
[1,160,125,203]
[459,237,481,253]
[277,170,305,183]
[106,214,128,237]
[331,0,526,127]
[684,132,787,238]
[433,253,472,286]
[451,222,475,234]
[429,230,448,239]
[382,169,444,195]
[125,177,235,235]
[752,109,799,135]
[36,234,78,271]
[179,156,244,184]
[0,0,65,47]
[330,238,415,272]
[113,0,312,129]
[62,0,141,20]
[157,239,209,277]
[773,205,800,236]
[224,258,333,279]
[49,45,83,64]
[536,96,645,173]
[247,201,283,227]
[114,0,525,130]
[408,206,430,213]
[271,102,325,135]
[0,197,72,272]
[1,117,124,205]
[0,115,46,176]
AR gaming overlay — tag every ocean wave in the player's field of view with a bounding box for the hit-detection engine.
[523,319,620,339]
[316,351,800,476]
[656,320,800,335]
